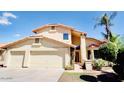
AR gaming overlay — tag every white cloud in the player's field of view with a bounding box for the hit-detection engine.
[0,17,11,25]
[3,12,17,19]
[0,12,17,25]
[14,34,21,37]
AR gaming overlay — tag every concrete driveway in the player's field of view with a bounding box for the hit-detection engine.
[0,68,64,82]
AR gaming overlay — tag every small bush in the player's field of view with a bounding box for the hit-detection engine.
[94,59,105,70]
[65,65,74,70]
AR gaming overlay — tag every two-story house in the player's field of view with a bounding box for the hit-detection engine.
[0,24,104,69]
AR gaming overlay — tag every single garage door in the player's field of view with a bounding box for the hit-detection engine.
[8,51,25,68]
[30,51,65,68]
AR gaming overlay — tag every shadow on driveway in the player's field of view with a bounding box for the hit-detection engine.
[80,72,122,82]
[80,75,98,82]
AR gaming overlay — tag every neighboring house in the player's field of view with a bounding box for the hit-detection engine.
[0,24,104,69]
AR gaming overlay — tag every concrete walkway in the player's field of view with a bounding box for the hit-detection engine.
[0,68,64,82]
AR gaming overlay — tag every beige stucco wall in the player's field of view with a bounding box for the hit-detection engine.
[3,38,71,68]
[36,26,72,44]
[0,51,6,65]
[9,38,69,49]
[0,52,3,64]
[0,55,3,65]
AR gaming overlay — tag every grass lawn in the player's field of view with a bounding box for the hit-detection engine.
[58,72,87,82]
[58,71,124,82]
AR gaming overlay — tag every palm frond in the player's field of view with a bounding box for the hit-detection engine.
[108,22,114,26]
[110,34,120,42]
[109,12,117,20]
[101,32,108,39]
[93,23,102,29]
[93,17,101,21]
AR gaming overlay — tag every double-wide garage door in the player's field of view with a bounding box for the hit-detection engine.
[30,51,64,68]
[9,51,65,68]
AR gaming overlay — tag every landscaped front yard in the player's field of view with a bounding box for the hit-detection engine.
[58,67,124,82]
[58,72,85,82]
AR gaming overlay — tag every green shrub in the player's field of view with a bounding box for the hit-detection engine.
[65,65,74,70]
[116,48,124,65]
[99,42,118,63]
[94,59,105,70]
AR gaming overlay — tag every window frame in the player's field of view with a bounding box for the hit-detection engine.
[51,26,56,30]
[35,38,40,43]
[63,33,69,40]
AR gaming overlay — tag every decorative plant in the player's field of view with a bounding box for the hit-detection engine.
[65,65,74,70]
[94,12,124,78]
[94,59,105,70]
[99,41,118,63]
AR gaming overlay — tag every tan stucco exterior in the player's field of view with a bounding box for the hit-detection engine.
[2,37,71,69]
[35,26,72,44]
[0,24,103,70]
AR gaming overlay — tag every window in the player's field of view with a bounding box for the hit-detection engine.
[63,33,69,40]
[51,26,55,30]
[35,38,40,43]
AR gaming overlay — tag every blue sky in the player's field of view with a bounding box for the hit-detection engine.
[0,11,123,43]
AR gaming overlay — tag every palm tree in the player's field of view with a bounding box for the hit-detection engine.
[94,12,117,40]
[102,32,119,42]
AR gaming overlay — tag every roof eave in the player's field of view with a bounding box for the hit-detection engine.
[32,24,87,35]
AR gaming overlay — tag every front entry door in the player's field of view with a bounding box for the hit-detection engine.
[75,50,80,63]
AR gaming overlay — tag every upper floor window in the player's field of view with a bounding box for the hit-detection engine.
[35,38,40,43]
[51,26,56,30]
[63,33,69,40]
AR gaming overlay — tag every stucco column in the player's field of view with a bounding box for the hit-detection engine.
[91,49,95,61]
[80,34,87,64]
[23,50,30,68]
[64,48,71,66]
[4,50,11,67]
[70,48,75,68]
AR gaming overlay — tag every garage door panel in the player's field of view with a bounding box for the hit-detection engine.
[30,51,64,68]
[9,51,25,68]
[8,48,68,68]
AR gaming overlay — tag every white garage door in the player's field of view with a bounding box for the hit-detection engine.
[30,51,64,68]
[8,51,25,68]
